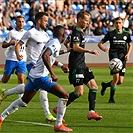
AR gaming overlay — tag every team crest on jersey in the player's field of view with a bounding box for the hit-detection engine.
[73,36,79,42]
[123,36,127,40]
[113,36,116,39]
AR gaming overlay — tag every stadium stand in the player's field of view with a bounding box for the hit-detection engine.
[0,0,132,41]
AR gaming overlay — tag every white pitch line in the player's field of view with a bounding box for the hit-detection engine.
[5,119,54,127]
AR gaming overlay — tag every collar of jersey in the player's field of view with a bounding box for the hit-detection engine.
[76,27,82,32]
[53,36,60,43]
[34,26,42,31]
[15,27,23,32]
[115,29,125,34]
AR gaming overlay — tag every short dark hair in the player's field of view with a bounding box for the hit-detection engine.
[114,17,123,22]
[35,12,48,22]
[77,11,90,21]
[53,25,65,38]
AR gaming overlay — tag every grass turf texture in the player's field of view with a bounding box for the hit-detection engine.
[0,66,132,133]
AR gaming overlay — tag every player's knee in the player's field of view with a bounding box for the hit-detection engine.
[117,80,123,85]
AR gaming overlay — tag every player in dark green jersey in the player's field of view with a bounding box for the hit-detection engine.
[64,11,102,120]
[98,17,132,103]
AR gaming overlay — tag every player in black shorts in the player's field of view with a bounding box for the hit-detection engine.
[62,11,102,120]
[98,17,132,103]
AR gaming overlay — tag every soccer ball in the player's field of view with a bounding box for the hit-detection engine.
[109,58,123,72]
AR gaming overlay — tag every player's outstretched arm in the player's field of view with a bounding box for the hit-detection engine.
[15,41,23,61]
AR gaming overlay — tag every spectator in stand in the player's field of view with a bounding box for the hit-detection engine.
[119,8,127,19]
[59,15,67,26]
[47,13,56,31]
[38,3,44,12]
[28,1,38,25]
[54,6,62,17]
[8,2,16,20]
[90,4,99,22]
[112,6,119,19]
[61,4,68,18]
[102,11,111,34]
[67,4,73,16]
[93,21,104,36]
[2,10,14,30]
[125,0,133,17]
[55,0,64,11]
[93,15,102,29]
[123,14,130,31]
[67,13,75,30]
[15,3,23,16]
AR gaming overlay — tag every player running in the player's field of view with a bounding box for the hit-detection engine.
[0,25,72,132]
[0,15,27,99]
[54,11,102,120]
[0,12,55,122]
[98,17,132,103]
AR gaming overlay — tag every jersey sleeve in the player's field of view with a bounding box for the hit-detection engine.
[3,31,12,43]
[67,34,71,41]
[101,32,110,43]
[71,32,81,45]
[48,41,60,58]
[127,33,132,44]
[20,31,31,45]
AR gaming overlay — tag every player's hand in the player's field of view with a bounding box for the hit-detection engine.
[92,50,100,56]
[67,46,72,52]
[125,54,129,61]
[17,54,23,61]
[10,40,19,46]
[104,47,109,53]
[51,73,58,81]
[61,66,69,73]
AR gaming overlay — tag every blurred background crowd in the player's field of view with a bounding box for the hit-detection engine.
[0,0,133,38]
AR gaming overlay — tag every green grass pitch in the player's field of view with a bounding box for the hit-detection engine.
[0,66,132,133]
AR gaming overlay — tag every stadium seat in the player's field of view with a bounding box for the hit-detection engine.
[24,21,33,30]
[77,4,83,10]
[72,4,77,10]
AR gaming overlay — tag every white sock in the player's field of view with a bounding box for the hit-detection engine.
[6,84,25,96]
[40,90,50,116]
[18,93,24,98]
[55,98,68,126]
[0,75,3,82]
[0,98,26,121]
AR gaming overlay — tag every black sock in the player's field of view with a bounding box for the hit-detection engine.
[66,91,79,106]
[105,80,112,88]
[88,90,97,111]
[109,88,116,100]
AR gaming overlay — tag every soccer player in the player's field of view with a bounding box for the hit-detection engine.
[98,17,132,103]
[0,12,57,122]
[0,15,27,98]
[54,11,102,120]
[0,25,73,132]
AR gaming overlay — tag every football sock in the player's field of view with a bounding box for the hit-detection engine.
[55,98,67,126]
[110,86,116,99]
[40,90,50,116]
[0,98,26,121]
[88,89,97,111]
[66,91,79,106]
[105,80,112,88]
[0,75,2,82]
[6,84,25,96]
